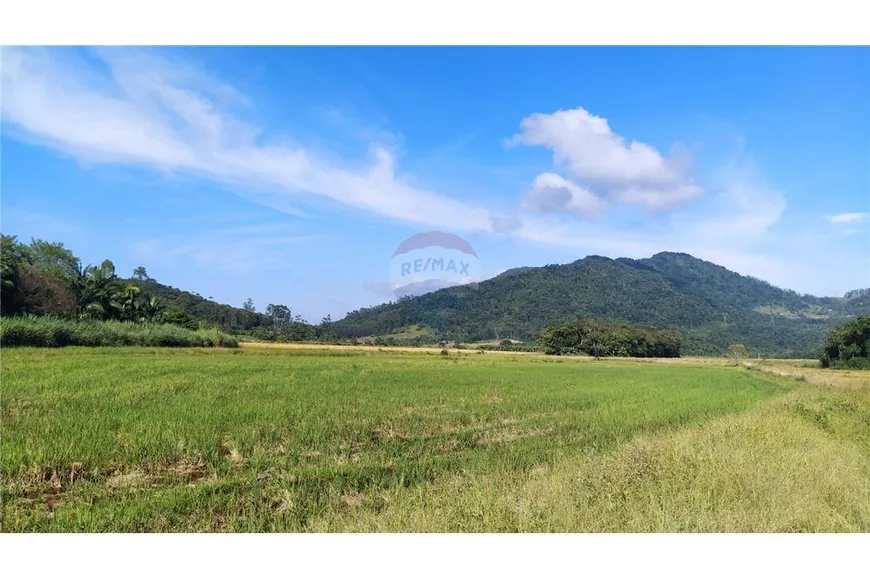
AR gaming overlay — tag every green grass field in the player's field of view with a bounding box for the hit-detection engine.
[2,345,869,532]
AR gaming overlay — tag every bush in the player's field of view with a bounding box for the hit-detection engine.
[0,315,239,348]
[830,357,870,370]
[161,308,201,331]
[499,339,513,346]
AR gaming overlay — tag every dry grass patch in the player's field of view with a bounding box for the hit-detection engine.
[306,386,870,532]
[477,427,555,447]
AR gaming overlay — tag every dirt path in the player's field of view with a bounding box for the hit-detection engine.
[744,360,870,390]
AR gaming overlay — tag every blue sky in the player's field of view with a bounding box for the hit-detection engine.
[2,46,868,321]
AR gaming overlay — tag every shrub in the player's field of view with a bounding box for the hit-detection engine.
[0,315,239,348]
[482,343,541,353]
[830,357,870,370]
[161,308,200,331]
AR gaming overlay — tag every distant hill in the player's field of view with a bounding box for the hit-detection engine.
[123,277,327,342]
[123,278,269,331]
[332,252,870,357]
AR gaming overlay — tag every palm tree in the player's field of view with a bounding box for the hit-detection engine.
[74,260,124,320]
[120,285,141,321]
[139,296,164,322]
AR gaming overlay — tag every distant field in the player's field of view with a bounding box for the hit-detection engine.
[2,346,869,532]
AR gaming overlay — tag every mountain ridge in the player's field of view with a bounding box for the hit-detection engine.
[331,251,869,357]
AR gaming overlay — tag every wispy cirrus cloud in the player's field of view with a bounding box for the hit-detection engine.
[826,212,868,224]
[2,47,495,233]
[131,224,321,275]
[3,47,804,290]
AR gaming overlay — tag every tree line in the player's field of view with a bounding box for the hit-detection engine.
[1,235,166,323]
[537,318,682,358]
[1,233,332,342]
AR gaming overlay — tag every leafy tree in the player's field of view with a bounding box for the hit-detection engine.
[820,316,870,368]
[132,266,150,281]
[17,269,77,317]
[1,234,31,315]
[317,314,334,341]
[266,303,292,324]
[726,343,749,365]
[242,298,256,313]
[28,239,81,283]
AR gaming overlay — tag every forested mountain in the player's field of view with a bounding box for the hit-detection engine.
[332,252,870,357]
[4,231,866,357]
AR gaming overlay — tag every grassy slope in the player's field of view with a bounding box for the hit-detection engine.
[2,347,869,532]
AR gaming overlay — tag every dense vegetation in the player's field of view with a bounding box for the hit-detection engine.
[1,233,329,344]
[333,253,869,357]
[2,234,173,322]
[538,319,681,358]
[0,315,238,348]
[5,233,867,357]
[128,278,334,342]
[820,316,870,369]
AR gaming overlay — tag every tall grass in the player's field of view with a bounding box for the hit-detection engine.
[0,315,238,348]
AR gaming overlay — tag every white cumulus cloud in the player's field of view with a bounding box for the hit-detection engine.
[508,106,702,213]
[521,172,608,218]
